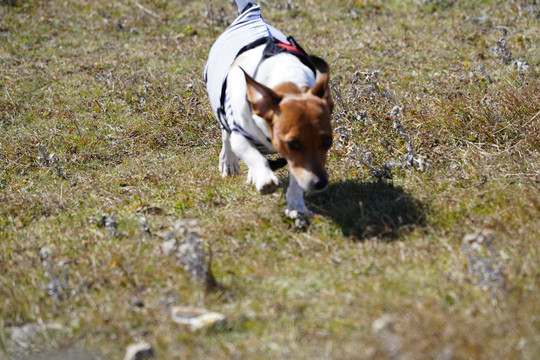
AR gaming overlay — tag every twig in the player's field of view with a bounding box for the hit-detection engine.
[36,66,67,88]
[503,173,540,178]
[131,0,160,19]
[523,109,540,127]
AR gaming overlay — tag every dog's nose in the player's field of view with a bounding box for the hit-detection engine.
[314,176,328,191]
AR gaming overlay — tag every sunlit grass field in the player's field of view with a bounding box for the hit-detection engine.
[1,0,539,358]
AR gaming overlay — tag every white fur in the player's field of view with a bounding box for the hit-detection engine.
[219,130,239,177]
[254,53,315,89]
[231,132,279,194]
[285,174,311,218]
[220,46,318,218]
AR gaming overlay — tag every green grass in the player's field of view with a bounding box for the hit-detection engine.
[1,0,539,359]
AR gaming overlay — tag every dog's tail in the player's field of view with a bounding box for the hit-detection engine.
[235,0,255,13]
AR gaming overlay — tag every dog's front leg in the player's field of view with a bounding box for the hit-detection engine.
[219,130,240,177]
[230,132,279,194]
[285,174,312,219]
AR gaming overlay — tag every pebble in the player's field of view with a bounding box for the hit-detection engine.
[160,238,178,256]
[372,315,403,360]
[130,298,145,308]
[8,323,63,349]
[171,306,226,331]
[39,247,54,259]
[123,341,154,360]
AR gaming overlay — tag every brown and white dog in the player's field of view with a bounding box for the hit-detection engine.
[205,0,333,220]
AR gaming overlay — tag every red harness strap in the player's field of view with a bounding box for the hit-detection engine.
[276,41,303,54]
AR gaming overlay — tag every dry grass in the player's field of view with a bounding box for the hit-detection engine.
[1,0,539,359]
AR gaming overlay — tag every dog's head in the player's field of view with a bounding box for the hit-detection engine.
[244,56,333,192]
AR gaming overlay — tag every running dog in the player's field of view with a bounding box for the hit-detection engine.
[205,0,333,220]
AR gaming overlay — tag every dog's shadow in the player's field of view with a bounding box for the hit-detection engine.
[306,179,426,241]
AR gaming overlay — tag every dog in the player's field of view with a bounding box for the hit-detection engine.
[205,0,333,221]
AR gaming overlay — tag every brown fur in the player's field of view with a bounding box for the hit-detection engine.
[245,70,333,190]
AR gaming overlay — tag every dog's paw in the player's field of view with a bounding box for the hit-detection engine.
[259,180,279,194]
[285,201,314,230]
[219,152,240,177]
[220,160,240,177]
[285,209,311,229]
[247,168,279,194]
[285,208,314,220]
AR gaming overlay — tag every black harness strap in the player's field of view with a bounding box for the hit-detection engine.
[252,36,317,79]
[218,36,316,134]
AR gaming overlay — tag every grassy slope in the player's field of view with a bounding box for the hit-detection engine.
[1,0,539,359]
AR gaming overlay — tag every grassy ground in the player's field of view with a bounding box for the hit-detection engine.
[1,0,539,359]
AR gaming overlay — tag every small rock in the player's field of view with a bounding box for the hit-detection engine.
[176,234,208,281]
[114,19,124,31]
[462,230,505,293]
[39,247,53,259]
[146,206,164,215]
[89,213,119,236]
[372,314,394,334]
[160,238,178,256]
[139,217,151,235]
[8,323,63,350]
[130,298,145,308]
[372,315,403,360]
[89,213,107,227]
[159,220,218,288]
[123,341,154,360]
[462,230,494,248]
[171,306,226,331]
[105,214,118,236]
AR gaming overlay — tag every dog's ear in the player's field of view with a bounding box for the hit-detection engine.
[309,55,329,75]
[242,69,282,121]
[309,56,333,112]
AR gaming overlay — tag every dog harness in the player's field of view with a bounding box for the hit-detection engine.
[205,4,316,154]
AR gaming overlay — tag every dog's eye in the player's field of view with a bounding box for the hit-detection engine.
[321,136,333,149]
[287,139,302,151]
